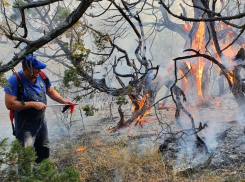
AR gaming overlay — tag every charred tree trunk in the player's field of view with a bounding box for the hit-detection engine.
[179,62,200,104]
[180,0,222,104]
[232,67,245,113]
[202,61,211,102]
[218,75,225,96]
[231,49,245,117]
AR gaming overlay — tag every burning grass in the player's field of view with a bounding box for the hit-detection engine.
[52,138,168,181]
[50,135,245,182]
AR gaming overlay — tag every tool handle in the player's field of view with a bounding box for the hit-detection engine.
[62,105,70,113]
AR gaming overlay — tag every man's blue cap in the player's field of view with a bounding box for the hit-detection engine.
[22,55,47,69]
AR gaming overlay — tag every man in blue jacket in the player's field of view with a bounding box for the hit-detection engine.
[4,55,73,164]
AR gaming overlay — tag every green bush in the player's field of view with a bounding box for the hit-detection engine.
[0,138,80,182]
[82,104,98,116]
[0,61,7,87]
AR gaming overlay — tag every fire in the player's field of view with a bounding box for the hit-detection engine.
[131,93,151,118]
[223,44,237,60]
[215,98,223,108]
[192,22,206,102]
[196,58,206,101]
[180,70,189,91]
[76,141,102,152]
[221,34,240,84]
[92,140,103,146]
[193,22,205,50]
[181,22,207,103]
[185,61,191,69]
[76,146,86,152]
[226,72,234,83]
[130,129,133,136]
[227,30,234,37]
[158,103,163,108]
[182,23,191,32]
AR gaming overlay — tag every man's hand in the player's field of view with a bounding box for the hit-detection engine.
[32,102,47,110]
[5,93,47,111]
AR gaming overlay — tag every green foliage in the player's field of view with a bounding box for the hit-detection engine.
[13,0,26,5]
[63,68,82,88]
[0,139,80,182]
[75,95,83,102]
[58,166,80,182]
[71,42,91,64]
[10,0,32,20]
[2,0,11,6]
[70,42,95,74]
[59,40,69,50]
[97,57,108,65]
[82,104,98,117]
[0,62,7,88]
[116,96,128,105]
[53,7,70,23]
[92,32,110,52]
[127,85,133,94]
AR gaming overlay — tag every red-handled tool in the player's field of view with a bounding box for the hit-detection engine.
[62,102,77,113]
[47,103,78,114]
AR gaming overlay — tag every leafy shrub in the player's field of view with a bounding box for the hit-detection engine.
[116,96,128,105]
[0,61,7,87]
[82,104,98,116]
[0,138,80,182]
[63,68,82,88]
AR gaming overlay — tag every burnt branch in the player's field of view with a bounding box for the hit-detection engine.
[87,1,113,18]
[175,49,233,88]
[220,27,245,52]
[109,39,132,67]
[113,56,135,79]
[111,1,141,38]
[0,1,94,73]
[12,0,63,9]
[159,0,245,29]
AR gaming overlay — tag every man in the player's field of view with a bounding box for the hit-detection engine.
[4,54,73,164]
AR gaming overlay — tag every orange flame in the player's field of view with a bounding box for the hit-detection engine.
[196,58,206,101]
[226,72,233,83]
[185,61,191,69]
[180,70,189,91]
[130,129,133,136]
[221,32,240,84]
[187,22,206,102]
[76,146,86,152]
[92,140,103,146]
[193,22,205,50]
[131,93,151,121]
[215,98,223,108]
[182,23,191,32]
[194,22,206,101]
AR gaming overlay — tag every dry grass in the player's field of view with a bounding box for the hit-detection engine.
[76,140,168,182]
[50,136,245,182]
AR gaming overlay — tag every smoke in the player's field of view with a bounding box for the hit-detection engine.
[0,89,15,142]
[221,56,234,70]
